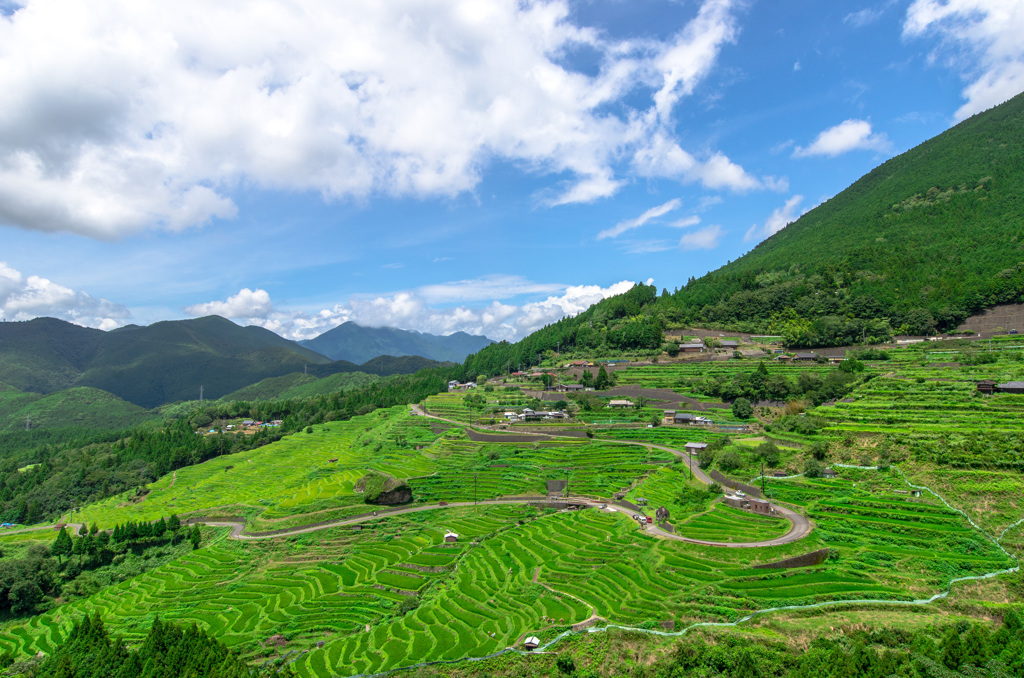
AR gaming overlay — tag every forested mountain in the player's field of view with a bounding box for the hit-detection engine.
[466,92,1024,368]
[0,316,331,408]
[666,90,1024,344]
[302,321,492,364]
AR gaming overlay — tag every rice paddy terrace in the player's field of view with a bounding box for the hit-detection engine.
[0,466,1015,678]
[3,346,1023,676]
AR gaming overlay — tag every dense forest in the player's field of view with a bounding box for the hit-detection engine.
[0,367,462,524]
[1,613,291,677]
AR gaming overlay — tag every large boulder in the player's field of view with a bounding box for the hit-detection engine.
[355,472,413,506]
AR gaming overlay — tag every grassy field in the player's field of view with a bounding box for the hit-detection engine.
[1,475,1013,678]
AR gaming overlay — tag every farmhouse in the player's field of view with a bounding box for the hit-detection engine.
[794,352,818,361]
[608,399,634,408]
[684,442,707,455]
[719,340,740,348]
[747,497,773,515]
[775,355,793,362]
[822,468,838,478]
[444,531,459,542]
[996,381,1024,394]
[679,342,705,353]
[674,412,696,424]
[976,380,997,394]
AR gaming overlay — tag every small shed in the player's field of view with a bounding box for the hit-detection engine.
[679,342,705,353]
[772,470,787,478]
[684,442,707,455]
[524,636,540,650]
[719,340,740,348]
[775,355,793,362]
[608,399,634,408]
[822,468,838,478]
[976,380,997,395]
[997,381,1024,394]
[748,497,772,515]
[444,531,459,543]
[722,495,745,509]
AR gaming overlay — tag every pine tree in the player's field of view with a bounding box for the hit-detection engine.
[51,527,72,564]
[190,524,202,550]
[167,514,181,532]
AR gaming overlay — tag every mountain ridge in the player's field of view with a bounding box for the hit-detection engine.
[301,321,492,364]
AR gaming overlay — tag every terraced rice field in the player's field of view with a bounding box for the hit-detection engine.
[674,503,791,543]
[76,408,441,527]
[615,361,835,390]
[1,465,1016,677]
[410,439,675,502]
[812,377,1024,436]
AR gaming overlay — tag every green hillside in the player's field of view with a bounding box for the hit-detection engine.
[219,371,381,401]
[673,91,1024,342]
[0,385,156,432]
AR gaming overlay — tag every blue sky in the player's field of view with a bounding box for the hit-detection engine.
[1,0,1022,341]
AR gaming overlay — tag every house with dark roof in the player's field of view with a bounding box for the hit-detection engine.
[674,412,696,424]
[719,340,740,348]
[977,379,997,395]
[794,352,818,361]
[997,381,1024,394]
[679,342,705,353]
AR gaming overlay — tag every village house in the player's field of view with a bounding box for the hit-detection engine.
[663,410,676,424]
[719,340,740,349]
[997,381,1024,394]
[794,352,818,361]
[822,468,838,478]
[608,399,634,408]
[775,354,793,362]
[679,342,705,353]
[976,379,997,395]
[674,412,696,425]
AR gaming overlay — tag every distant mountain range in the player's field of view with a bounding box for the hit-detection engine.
[0,316,453,409]
[301,321,492,364]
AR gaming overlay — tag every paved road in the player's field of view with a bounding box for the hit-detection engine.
[408,403,813,548]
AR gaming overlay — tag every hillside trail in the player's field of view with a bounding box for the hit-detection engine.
[408,403,813,547]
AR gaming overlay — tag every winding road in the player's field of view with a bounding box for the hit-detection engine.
[2,405,811,549]
[187,405,811,547]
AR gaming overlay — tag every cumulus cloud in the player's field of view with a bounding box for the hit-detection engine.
[0,261,130,329]
[679,224,724,250]
[744,195,804,242]
[597,199,682,240]
[631,134,764,191]
[184,288,273,318]
[904,0,1024,121]
[793,119,892,157]
[190,278,636,342]
[0,0,754,237]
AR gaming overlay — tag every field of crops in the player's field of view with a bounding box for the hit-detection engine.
[2,474,1012,678]
[75,408,442,527]
[674,503,791,543]
[410,438,675,502]
[615,360,835,390]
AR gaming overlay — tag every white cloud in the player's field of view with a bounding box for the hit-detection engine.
[793,61,801,71]
[793,119,892,157]
[845,3,894,29]
[597,199,682,240]
[631,135,763,191]
[184,288,273,319]
[744,195,804,242]
[0,261,130,329]
[669,215,701,228]
[904,0,1024,121]
[679,224,723,250]
[196,278,636,342]
[0,0,750,237]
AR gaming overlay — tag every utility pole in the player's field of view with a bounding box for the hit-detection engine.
[304,364,307,375]
[199,385,203,403]
[760,460,766,495]
[25,415,30,431]
[474,474,478,506]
